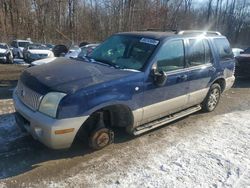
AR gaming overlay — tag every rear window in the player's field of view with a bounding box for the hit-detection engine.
[214,38,233,61]
[18,42,30,48]
[244,47,250,54]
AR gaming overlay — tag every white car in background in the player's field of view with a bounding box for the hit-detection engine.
[77,43,99,59]
[29,43,99,67]
[232,48,244,57]
[10,39,32,59]
[64,46,81,59]
[0,43,13,64]
[23,43,54,63]
[30,57,57,66]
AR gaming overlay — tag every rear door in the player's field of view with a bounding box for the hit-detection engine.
[186,38,215,106]
[213,38,235,78]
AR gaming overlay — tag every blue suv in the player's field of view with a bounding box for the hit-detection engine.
[14,30,235,150]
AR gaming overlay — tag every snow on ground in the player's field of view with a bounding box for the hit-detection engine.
[0,105,249,187]
[0,114,27,179]
[39,110,250,188]
[0,115,21,146]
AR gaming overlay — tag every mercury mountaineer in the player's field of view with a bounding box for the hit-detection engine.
[14,30,235,150]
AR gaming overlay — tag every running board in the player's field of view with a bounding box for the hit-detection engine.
[133,105,202,135]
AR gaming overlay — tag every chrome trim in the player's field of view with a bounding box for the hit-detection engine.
[156,63,213,76]
[16,81,43,111]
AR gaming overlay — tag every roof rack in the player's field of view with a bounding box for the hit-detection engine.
[178,30,222,36]
[137,28,178,33]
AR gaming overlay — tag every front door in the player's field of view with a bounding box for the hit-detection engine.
[141,39,189,125]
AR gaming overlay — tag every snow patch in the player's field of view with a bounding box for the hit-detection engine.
[43,110,250,188]
[0,115,26,147]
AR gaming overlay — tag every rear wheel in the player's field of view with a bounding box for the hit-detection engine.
[202,83,221,112]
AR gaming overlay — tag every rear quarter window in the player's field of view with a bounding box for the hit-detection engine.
[214,38,233,61]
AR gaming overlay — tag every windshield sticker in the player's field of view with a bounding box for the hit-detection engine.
[140,38,159,45]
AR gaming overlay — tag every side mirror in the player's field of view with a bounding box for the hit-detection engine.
[151,69,167,87]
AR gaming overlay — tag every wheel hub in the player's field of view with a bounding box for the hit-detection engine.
[96,132,110,147]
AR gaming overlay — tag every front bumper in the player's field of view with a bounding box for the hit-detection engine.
[13,92,89,149]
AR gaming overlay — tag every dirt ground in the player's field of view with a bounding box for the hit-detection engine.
[0,64,27,99]
[0,76,250,187]
[0,64,26,82]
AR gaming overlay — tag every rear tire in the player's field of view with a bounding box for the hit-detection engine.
[202,83,221,112]
[89,128,114,150]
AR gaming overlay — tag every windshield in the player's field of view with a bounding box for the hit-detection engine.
[0,44,7,49]
[89,35,159,70]
[18,42,30,48]
[29,44,48,50]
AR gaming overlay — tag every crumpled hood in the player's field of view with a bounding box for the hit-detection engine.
[21,58,136,94]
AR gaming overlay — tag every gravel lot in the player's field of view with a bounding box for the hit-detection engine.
[0,78,250,188]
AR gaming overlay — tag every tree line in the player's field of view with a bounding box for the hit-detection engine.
[0,0,249,47]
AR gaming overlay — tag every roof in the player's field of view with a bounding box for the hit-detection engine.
[13,39,32,43]
[117,31,176,40]
[116,30,224,41]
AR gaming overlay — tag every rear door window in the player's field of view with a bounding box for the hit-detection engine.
[204,40,212,64]
[188,39,205,66]
[188,39,213,66]
[214,38,233,61]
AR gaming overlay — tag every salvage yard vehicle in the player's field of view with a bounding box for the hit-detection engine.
[235,47,250,77]
[64,46,81,59]
[232,48,244,57]
[0,43,13,64]
[14,30,235,150]
[23,43,54,63]
[77,43,100,60]
[10,39,32,59]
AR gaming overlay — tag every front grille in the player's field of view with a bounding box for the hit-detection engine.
[0,53,5,57]
[16,81,43,111]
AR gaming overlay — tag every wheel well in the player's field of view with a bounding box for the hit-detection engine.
[213,78,226,92]
[77,104,133,138]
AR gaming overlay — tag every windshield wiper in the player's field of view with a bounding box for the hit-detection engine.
[91,58,121,69]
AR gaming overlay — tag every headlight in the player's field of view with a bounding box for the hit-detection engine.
[39,92,66,118]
